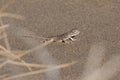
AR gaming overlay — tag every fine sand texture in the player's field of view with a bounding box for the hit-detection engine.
[0,0,120,80]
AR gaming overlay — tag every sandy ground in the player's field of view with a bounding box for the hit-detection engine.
[0,0,120,80]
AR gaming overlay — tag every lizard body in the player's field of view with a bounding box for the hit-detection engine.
[24,28,80,43]
[43,28,80,43]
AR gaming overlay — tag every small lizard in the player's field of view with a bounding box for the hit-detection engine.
[24,28,80,44]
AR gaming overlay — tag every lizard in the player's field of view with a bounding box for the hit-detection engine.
[24,28,80,44]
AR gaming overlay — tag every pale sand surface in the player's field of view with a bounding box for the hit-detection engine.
[0,0,120,80]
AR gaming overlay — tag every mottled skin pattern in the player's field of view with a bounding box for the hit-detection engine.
[44,28,80,43]
[24,28,80,43]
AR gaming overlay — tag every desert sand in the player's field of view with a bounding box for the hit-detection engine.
[0,0,120,80]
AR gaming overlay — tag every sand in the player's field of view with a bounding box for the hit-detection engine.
[0,0,120,80]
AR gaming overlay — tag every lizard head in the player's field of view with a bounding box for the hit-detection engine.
[71,29,80,36]
[68,29,80,41]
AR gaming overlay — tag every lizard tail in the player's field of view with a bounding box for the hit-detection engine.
[23,35,48,40]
